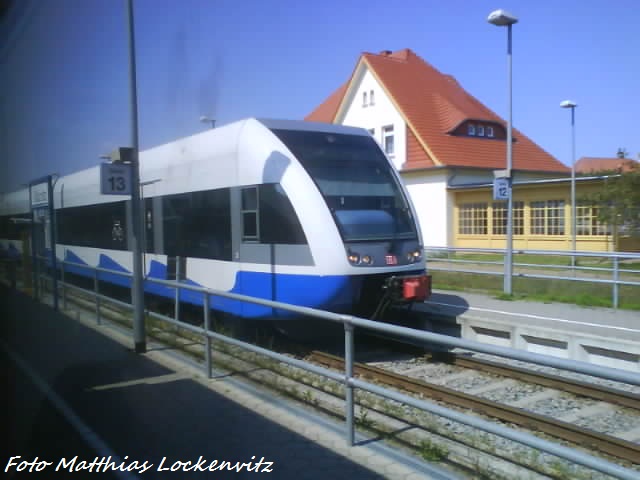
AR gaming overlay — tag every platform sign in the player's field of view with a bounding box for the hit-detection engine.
[30,182,49,207]
[493,177,510,201]
[100,163,132,195]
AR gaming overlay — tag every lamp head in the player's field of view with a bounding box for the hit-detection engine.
[488,9,518,26]
[560,100,578,109]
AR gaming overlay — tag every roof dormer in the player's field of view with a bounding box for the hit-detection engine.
[451,120,508,140]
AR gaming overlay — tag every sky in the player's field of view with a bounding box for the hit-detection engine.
[1,0,638,193]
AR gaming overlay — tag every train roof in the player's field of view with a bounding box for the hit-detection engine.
[0,118,372,213]
[0,117,369,215]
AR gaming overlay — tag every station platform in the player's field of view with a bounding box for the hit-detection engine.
[0,285,455,480]
[419,289,640,371]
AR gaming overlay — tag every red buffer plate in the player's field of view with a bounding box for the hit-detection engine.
[402,275,432,301]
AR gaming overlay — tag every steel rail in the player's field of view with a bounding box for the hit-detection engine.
[310,351,640,465]
[447,354,640,412]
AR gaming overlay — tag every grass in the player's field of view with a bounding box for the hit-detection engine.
[431,270,640,310]
[429,252,640,269]
[418,438,449,462]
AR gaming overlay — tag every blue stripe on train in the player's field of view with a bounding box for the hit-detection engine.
[61,253,358,319]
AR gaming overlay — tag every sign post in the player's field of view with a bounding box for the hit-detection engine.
[494,169,513,295]
[29,175,58,310]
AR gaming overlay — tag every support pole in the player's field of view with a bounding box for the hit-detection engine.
[126,0,146,353]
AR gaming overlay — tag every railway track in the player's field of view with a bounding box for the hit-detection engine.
[433,352,640,411]
[309,350,640,465]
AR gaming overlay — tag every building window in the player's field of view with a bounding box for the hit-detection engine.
[369,90,375,106]
[487,126,494,138]
[576,204,611,236]
[362,91,368,107]
[530,200,565,235]
[383,125,394,155]
[459,203,488,235]
[467,124,476,136]
[477,125,485,137]
[492,201,524,235]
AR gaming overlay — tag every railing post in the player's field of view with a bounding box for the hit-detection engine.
[174,256,181,322]
[94,269,101,325]
[613,256,619,309]
[203,292,212,379]
[344,320,355,446]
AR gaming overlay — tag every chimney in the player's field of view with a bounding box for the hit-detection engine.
[380,50,392,56]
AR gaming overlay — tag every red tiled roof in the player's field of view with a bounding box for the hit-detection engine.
[575,157,638,174]
[305,81,349,126]
[306,48,569,174]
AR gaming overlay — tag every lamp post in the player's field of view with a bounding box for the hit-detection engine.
[126,0,146,353]
[200,115,216,129]
[488,8,518,295]
[560,100,577,267]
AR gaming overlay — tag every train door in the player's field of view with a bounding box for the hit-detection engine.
[32,207,49,260]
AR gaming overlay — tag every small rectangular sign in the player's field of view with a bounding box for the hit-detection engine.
[31,183,49,207]
[100,163,132,195]
[493,177,510,201]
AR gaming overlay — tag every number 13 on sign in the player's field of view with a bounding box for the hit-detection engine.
[100,163,132,195]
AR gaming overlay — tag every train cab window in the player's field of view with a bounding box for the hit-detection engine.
[241,186,259,242]
[259,184,307,244]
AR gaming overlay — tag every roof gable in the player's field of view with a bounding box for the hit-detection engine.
[306,48,569,174]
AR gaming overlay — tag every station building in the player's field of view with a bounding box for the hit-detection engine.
[306,48,638,252]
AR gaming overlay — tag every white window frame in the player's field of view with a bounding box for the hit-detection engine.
[369,90,375,106]
[467,123,476,136]
[382,125,394,156]
[487,126,494,138]
[241,186,260,242]
[362,91,368,107]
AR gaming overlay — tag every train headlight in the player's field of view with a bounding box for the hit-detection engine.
[361,255,373,265]
[347,252,360,264]
[407,249,422,262]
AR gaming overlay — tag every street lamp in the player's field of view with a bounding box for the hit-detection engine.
[560,100,577,267]
[488,8,518,295]
[200,115,216,129]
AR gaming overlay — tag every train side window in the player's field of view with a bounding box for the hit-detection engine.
[57,201,127,250]
[241,186,259,242]
[144,197,155,253]
[162,189,231,260]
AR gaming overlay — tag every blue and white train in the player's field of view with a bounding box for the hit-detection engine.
[0,119,430,320]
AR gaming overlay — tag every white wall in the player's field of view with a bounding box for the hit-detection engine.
[402,171,450,247]
[338,67,407,171]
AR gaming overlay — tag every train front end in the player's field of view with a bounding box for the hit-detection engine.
[270,125,431,319]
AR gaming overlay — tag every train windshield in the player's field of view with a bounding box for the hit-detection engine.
[271,129,417,242]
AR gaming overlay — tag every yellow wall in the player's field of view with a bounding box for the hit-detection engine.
[452,181,635,252]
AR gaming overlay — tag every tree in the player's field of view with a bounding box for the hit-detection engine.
[582,160,640,239]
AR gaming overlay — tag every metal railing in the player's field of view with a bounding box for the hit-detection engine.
[424,246,640,308]
[15,257,640,479]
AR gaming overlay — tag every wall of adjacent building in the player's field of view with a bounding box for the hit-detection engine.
[452,181,630,252]
[339,68,406,171]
